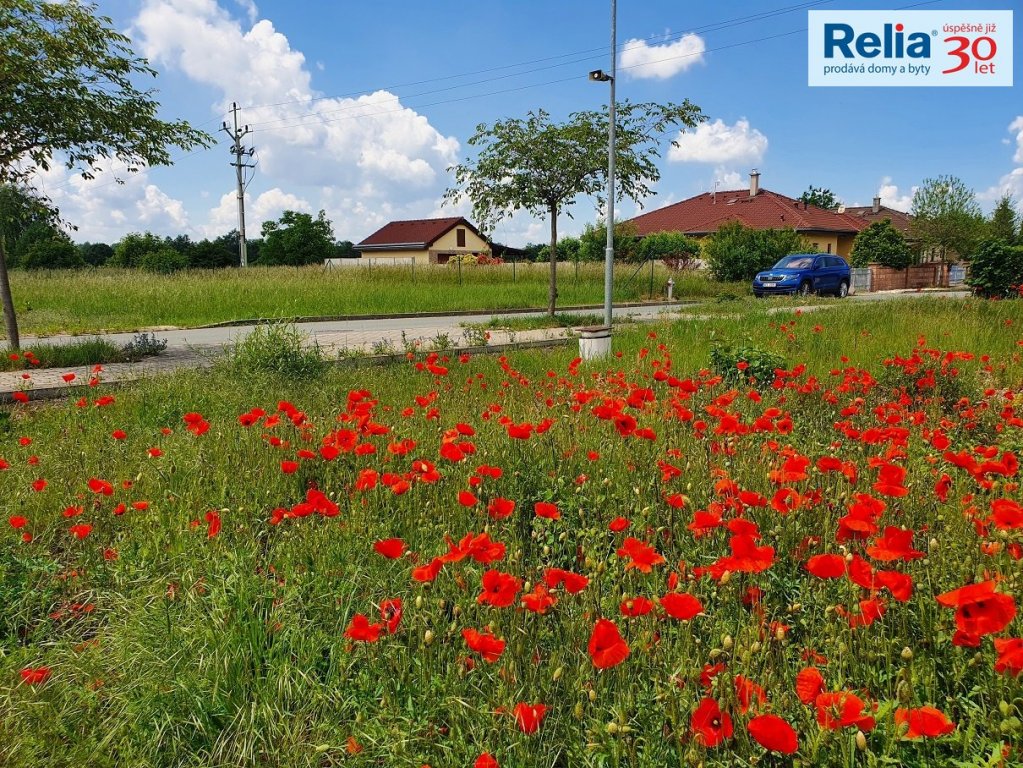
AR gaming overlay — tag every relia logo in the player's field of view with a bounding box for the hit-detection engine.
[824,22,932,59]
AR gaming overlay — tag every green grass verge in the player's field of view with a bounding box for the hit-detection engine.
[1,298,1018,767]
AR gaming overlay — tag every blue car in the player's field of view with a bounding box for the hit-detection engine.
[752,254,852,298]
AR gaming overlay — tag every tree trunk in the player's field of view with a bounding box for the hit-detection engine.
[548,205,558,317]
[0,230,19,351]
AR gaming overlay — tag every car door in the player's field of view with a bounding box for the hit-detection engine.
[811,257,830,292]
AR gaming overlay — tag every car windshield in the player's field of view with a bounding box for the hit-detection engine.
[773,256,814,270]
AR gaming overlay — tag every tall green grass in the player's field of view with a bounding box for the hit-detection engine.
[5,264,739,337]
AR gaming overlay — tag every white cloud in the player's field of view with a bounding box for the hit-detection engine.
[620,34,705,79]
[1010,116,1023,164]
[200,187,311,238]
[233,0,257,24]
[31,161,191,242]
[981,168,1023,206]
[876,176,916,212]
[668,118,767,165]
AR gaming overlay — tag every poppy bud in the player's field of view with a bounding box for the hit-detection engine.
[588,689,597,702]
[553,666,564,682]
[453,605,461,617]
[523,581,532,593]
[606,722,619,735]
[855,731,867,751]
[720,571,732,585]
[901,646,913,661]
[709,648,722,660]
[1000,701,1011,717]
[415,596,423,609]
[424,630,434,645]
[559,532,568,541]
[750,641,761,654]
[722,635,733,652]
[929,537,939,550]
[574,702,584,719]
[314,744,330,753]
[896,679,911,703]
[542,545,550,556]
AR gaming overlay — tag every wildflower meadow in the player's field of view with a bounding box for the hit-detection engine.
[1,298,1022,767]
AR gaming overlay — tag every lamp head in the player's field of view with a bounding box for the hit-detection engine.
[589,69,612,82]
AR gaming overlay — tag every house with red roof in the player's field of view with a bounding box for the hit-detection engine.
[356,217,490,264]
[626,171,907,259]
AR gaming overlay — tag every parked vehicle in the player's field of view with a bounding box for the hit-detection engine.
[752,254,851,298]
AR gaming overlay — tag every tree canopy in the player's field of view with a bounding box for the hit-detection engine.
[260,210,338,266]
[799,186,841,212]
[703,222,809,283]
[0,0,212,347]
[988,194,1020,244]
[909,175,985,263]
[446,101,704,315]
[850,218,912,269]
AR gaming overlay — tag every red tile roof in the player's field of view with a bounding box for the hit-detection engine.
[358,217,480,250]
[627,188,870,237]
[843,205,914,235]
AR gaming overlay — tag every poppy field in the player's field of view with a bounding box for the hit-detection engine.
[1,298,1022,767]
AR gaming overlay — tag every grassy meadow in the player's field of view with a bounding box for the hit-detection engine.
[1,298,1022,767]
[3,264,745,337]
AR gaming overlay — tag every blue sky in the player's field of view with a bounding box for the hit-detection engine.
[34,0,1023,246]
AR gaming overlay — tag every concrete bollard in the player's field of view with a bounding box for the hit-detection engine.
[579,326,611,360]
[667,277,675,301]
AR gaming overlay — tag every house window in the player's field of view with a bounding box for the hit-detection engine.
[456,228,466,247]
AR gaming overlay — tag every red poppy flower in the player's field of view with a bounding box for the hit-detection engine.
[616,537,666,573]
[8,515,27,529]
[462,628,506,663]
[520,584,557,614]
[690,697,733,747]
[544,568,589,594]
[512,702,548,734]
[588,618,630,670]
[814,691,875,731]
[620,596,655,617]
[609,516,630,532]
[534,501,560,520]
[805,553,846,579]
[69,523,92,540]
[475,754,499,768]
[477,570,521,608]
[795,667,825,705]
[865,527,924,562]
[872,463,908,497]
[487,497,516,519]
[205,510,221,539]
[280,460,299,474]
[87,477,113,495]
[994,637,1023,676]
[734,675,766,714]
[936,580,1016,642]
[458,490,478,507]
[894,706,955,739]
[374,538,406,559]
[660,592,703,621]
[344,613,383,643]
[19,667,51,686]
[380,598,403,634]
[747,714,798,754]
[411,557,444,583]
[991,498,1023,530]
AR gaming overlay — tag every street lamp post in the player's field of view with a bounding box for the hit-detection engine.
[589,0,617,341]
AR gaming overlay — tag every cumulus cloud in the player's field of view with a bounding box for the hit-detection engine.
[32,161,191,242]
[1010,116,1023,164]
[620,34,705,79]
[876,176,916,212]
[88,0,464,242]
[668,118,768,165]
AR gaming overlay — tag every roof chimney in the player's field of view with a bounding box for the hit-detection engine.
[872,195,881,214]
[750,169,760,198]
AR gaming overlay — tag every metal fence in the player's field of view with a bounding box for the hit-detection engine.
[948,264,967,286]
[850,267,872,293]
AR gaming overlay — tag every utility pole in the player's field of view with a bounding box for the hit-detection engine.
[221,102,255,267]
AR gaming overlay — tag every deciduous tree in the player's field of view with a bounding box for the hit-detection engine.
[799,185,841,211]
[0,0,211,347]
[446,101,704,315]
[910,175,985,263]
[851,219,912,269]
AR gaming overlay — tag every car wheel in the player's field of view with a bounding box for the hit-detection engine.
[798,281,813,297]
[838,280,849,298]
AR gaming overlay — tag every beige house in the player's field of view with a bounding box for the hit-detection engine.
[356,217,490,264]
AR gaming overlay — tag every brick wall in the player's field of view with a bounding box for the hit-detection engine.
[868,263,948,291]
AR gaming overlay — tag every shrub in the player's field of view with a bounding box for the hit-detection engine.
[710,343,786,386]
[851,219,912,269]
[226,322,326,378]
[704,222,810,282]
[636,231,700,271]
[578,221,640,263]
[121,332,168,361]
[109,231,164,268]
[139,246,189,274]
[965,239,1023,298]
[19,237,83,270]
